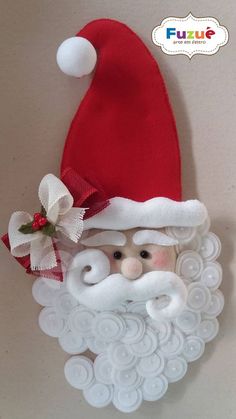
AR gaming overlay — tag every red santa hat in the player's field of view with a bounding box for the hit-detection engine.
[57,18,207,231]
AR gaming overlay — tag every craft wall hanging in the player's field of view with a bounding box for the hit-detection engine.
[2,19,223,413]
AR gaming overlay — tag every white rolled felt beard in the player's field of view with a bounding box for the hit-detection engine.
[32,219,224,412]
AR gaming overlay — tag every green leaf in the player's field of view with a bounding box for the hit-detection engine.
[18,222,34,234]
[41,205,47,217]
[42,223,56,237]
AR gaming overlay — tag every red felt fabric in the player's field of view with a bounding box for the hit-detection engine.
[61,18,182,202]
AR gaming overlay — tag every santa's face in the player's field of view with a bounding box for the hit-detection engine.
[92,228,176,277]
[66,228,187,320]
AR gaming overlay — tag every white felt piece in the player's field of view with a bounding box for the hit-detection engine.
[83,197,208,230]
[196,318,219,342]
[201,261,222,291]
[199,232,221,261]
[165,226,196,243]
[164,357,187,383]
[64,356,95,390]
[32,277,61,306]
[128,327,158,357]
[142,375,168,401]
[182,336,205,362]
[56,37,97,77]
[81,231,126,247]
[113,387,143,412]
[38,307,68,337]
[66,249,187,320]
[59,330,88,355]
[132,229,178,246]
[159,329,184,358]
[66,249,110,301]
[83,381,113,408]
[54,290,78,318]
[111,366,143,390]
[92,312,126,342]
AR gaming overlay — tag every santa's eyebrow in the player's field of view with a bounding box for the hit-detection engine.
[81,231,127,246]
[132,230,178,246]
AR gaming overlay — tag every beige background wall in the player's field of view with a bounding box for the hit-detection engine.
[0,1,235,419]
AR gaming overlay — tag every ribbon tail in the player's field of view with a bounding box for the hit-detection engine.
[30,236,57,271]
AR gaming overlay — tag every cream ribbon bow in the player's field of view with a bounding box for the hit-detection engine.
[8,174,86,271]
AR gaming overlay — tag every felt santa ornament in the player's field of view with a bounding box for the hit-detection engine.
[3,19,223,413]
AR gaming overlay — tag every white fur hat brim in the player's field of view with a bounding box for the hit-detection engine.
[83,197,208,230]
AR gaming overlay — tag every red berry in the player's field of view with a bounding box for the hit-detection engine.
[38,217,47,227]
[33,212,41,221]
[32,221,40,230]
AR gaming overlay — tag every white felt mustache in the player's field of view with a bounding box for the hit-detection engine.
[66,249,187,320]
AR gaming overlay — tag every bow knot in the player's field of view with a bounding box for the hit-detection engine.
[7,174,86,272]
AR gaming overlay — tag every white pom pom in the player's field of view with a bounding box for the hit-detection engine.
[56,37,97,77]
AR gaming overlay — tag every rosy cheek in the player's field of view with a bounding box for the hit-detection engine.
[152,251,171,269]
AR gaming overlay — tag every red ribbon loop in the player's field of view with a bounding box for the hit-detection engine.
[61,167,110,219]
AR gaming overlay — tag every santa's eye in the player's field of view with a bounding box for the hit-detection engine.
[113,251,122,260]
[140,250,151,259]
